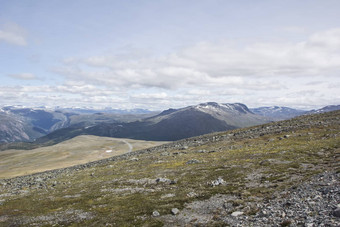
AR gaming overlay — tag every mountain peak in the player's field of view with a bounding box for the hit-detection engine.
[194,102,251,115]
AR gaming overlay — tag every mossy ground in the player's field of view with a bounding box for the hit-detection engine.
[0,112,339,226]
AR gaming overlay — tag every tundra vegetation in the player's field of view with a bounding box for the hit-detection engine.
[0,111,339,226]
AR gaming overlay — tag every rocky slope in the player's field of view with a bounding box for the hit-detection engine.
[0,110,339,226]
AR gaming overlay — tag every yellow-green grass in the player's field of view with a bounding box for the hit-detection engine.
[0,135,167,179]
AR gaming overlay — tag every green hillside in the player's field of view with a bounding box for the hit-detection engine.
[0,111,339,226]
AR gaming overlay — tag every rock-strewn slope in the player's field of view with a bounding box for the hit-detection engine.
[0,111,339,226]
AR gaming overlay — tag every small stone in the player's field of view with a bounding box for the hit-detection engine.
[35,177,43,182]
[223,202,233,210]
[156,178,171,184]
[259,160,270,166]
[169,180,177,185]
[333,207,340,218]
[152,211,160,217]
[186,159,200,164]
[231,211,244,217]
[171,208,179,215]
[210,177,226,186]
[179,146,188,150]
[187,192,198,198]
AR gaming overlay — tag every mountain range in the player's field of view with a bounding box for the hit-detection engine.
[81,102,269,141]
[0,106,156,143]
[1,103,339,144]
[250,106,306,120]
[251,105,340,120]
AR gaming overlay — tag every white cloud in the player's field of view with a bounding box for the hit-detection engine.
[0,23,27,46]
[2,28,340,110]
[55,28,340,92]
[8,73,37,80]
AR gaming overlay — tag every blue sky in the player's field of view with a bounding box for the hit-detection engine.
[1,0,340,110]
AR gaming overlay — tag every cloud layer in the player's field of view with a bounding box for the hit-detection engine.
[1,28,340,110]
[56,28,340,88]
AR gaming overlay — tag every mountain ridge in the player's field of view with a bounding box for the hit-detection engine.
[37,102,270,143]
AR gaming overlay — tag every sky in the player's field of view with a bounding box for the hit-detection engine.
[0,0,339,110]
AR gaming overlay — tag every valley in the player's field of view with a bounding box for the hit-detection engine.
[0,135,166,179]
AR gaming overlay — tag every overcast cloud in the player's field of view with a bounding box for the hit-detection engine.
[0,1,339,110]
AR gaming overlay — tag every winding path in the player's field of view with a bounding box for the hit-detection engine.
[121,140,133,152]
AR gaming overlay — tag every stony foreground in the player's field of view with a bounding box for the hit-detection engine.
[0,111,339,226]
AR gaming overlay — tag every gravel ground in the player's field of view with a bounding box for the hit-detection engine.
[160,171,340,227]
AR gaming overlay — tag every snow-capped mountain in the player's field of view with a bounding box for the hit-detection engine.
[306,105,340,114]
[250,106,306,120]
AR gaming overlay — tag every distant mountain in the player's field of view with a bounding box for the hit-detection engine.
[306,105,340,114]
[56,107,153,115]
[0,106,157,143]
[0,113,38,143]
[250,106,306,120]
[3,103,339,144]
[37,102,270,143]
[0,107,71,143]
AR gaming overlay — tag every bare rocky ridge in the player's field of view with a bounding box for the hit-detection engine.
[0,110,339,226]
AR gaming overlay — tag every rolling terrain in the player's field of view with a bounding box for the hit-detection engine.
[0,135,166,179]
[0,110,339,226]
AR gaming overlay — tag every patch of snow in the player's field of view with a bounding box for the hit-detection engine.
[106,150,112,153]
[222,103,235,110]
